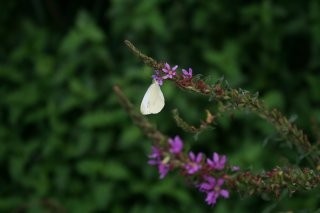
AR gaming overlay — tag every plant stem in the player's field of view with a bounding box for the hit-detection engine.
[124,40,320,168]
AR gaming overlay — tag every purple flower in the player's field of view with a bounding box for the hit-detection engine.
[158,162,170,179]
[148,146,170,179]
[185,152,203,174]
[148,146,162,165]
[199,176,229,206]
[207,152,227,170]
[152,70,163,85]
[231,166,240,172]
[162,63,178,79]
[182,68,193,79]
[168,136,183,154]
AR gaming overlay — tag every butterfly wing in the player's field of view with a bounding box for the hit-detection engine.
[140,82,165,115]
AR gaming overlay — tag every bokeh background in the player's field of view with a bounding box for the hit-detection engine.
[1,0,320,212]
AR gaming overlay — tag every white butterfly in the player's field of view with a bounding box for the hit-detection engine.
[140,81,165,115]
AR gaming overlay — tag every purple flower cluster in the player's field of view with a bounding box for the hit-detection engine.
[152,62,193,85]
[148,135,184,179]
[148,146,169,179]
[147,135,234,206]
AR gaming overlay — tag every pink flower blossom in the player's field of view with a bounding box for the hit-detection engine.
[168,135,183,154]
[231,166,240,172]
[207,152,227,170]
[158,162,170,179]
[199,176,229,206]
[148,146,162,165]
[185,152,203,174]
[152,70,163,85]
[148,146,170,179]
[182,68,193,79]
[162,63,178,79]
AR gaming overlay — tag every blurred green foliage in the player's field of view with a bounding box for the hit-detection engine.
[1,0,320,212]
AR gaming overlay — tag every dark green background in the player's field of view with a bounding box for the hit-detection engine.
[1,0,320,212]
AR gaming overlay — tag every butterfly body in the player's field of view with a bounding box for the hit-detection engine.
[140,81,165,115]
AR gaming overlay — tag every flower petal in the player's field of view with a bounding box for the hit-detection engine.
[196,153,202,162]
[189,152,195,160]
[220,189,229,198]
[217,178,224,186]
[213,152,219,162]
[205,192,218,205]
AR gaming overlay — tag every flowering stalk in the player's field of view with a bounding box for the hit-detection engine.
[115,84,229,201]
[119,40,320,206]
[114,85,320,205]
[227,167,320,198]
[114,86,231,205]
[124,40,320,168]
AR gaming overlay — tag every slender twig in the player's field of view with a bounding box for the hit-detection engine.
[124,40,164,71]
